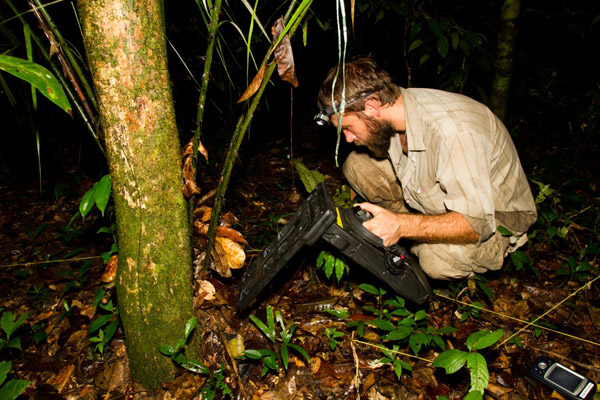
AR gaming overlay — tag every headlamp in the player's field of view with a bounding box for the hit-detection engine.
[314,91,374,126]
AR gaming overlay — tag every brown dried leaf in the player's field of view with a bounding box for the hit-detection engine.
[193,205,212,222]
[102,254,118,283]
[48,364,75,393]
[183,156,201,198]
[182,137,209,162]
[196,280,216,305]
[210,236,246,278]
[237,63,267,103]
[271,17,298,87]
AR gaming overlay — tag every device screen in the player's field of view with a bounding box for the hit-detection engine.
[547,365,585,392]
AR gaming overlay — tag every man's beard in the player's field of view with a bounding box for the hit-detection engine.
[357,116,396,158]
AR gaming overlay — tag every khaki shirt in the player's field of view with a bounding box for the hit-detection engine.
[388,88,537,243]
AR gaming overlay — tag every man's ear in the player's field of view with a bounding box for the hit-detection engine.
[364,98,381,118]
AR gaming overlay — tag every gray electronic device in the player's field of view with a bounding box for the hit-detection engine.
[529,356,596,400]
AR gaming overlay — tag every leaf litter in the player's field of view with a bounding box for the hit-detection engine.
[0,130,599,399]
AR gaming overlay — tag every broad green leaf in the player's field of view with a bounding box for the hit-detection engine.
[371,319,395,331]
[0,55,71,115]
[409,332,428,355]
[438,326,457,335]
[0,361,11,386]
[414,310,427,321]
[359,283,379,295]
[181,360,210,374]
[392,359,403,379]
[407,39,423,53]
[464,391,483,400]
[293,159,324,193]
[0,379,32,400]
[433,349,468,374]
[243,349,262,359]
[383,326,412,341]
[335,257,348,283]
[325,309,349,319]
[158,345,174,356]
[89,314,113,334]
[94,175,112,216]
[185,317,197,340]
[467,352,489,393]
[466,329,503,351]
[79,186,96,219]
[7,338,21,350]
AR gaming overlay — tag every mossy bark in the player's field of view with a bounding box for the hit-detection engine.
[77,0,196,389]
[490,0,521,122]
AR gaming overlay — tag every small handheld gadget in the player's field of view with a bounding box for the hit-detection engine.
[529,356,596,400]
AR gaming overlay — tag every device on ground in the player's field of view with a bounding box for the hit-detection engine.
[529,356,597,400]
[237,182,432,312]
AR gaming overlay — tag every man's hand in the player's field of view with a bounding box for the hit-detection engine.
[358,202,403,247]
[357,202,480,246]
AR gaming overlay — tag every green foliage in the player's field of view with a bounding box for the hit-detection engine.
[244,306,310,376]
[556,248,600,283]
[0,311,28,352]
[324,327,344,351]
[433,329,503,398]
[80,174,112,219]
[89,289,119,355]
[294,159,324,193]
[354,285,456,376]
[378,344,413,380]
[159,317,232,399]
[0,54,71,114]
[26,223,47,240]
[0,361,31,400]
[316,250,349,283]
[58,260,92,291]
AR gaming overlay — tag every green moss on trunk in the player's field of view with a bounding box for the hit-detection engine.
[77,0,197,388]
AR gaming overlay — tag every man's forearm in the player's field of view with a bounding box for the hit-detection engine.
[395,211,479,244]
[359,202,479,246]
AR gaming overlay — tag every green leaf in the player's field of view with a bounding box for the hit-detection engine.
[7,338,21,350]
[0,379,32,400]
[0,54,71,115]
[280,344,289,370]
[464,391,483,400]
[89,314,113,334]
[383,326,412,341]
[325,309,349,319]
[334,257,348,283]
[497,226,513,236]
[293,160,324,193]
[433,349,468,374]
[288,343,311,364]
[359,283,379,295]
[414,310,427,321]
[466,329,503,351]
[243,349,262,359]
[79,186,96,219]
[0,361,11,386]
[466,352,489,394]
[185,317,197,340]
[407,39,423,53]
[409,332,428,355]
[371,319,395,331]
[438,326,457,335]
[94,175,112,216]
[437,36,449,58]
[181,360,209,374]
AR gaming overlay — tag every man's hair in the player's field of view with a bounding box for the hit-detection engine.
[317,57,401,114]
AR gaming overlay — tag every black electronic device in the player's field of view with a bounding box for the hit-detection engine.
[237,182,432,312]
[529,356,597,400]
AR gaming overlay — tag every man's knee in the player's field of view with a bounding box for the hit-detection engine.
[412,232,509,280]
[343,151,406,212]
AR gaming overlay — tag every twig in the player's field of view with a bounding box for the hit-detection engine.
[351,331,360,400]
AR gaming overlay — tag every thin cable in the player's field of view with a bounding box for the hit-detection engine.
[0,255,103,268]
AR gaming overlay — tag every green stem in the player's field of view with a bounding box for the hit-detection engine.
[203,0,313,270]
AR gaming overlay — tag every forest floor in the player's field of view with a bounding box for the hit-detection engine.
[1,123,599,400]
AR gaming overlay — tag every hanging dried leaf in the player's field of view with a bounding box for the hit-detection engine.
[271,17,299,87]
[181,137,208,198]
[194,205,212,222]
[210,236,246,278]
[236,63,267,104]
[101,254,118,283]
[193,220,247,245]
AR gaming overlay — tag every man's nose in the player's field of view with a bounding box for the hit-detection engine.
[344,131,356,142]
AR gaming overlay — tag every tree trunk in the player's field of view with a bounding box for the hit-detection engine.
[489,0,520,121]
[77,0,197,388]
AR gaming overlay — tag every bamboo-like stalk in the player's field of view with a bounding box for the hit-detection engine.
[5,0,104,156]
[30,0,98,110]
[204,0,313,270]
[189,0,223,223]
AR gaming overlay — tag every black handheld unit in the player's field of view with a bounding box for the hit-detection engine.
[237,182,432,312]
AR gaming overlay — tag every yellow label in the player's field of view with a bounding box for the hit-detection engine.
[336,207,343,228]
